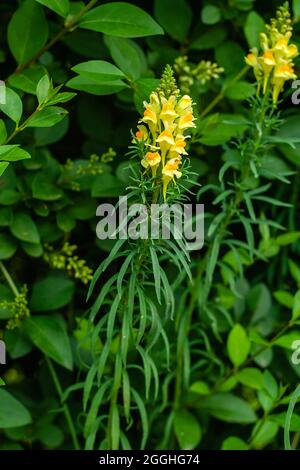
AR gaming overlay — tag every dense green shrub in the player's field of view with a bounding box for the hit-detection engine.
[1,0,300,451]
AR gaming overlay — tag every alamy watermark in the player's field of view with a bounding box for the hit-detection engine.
[291,340,300,365]
[96,196,205,251]
[0,340,6,365]
[291,80,300,105]
[0,80,6,105]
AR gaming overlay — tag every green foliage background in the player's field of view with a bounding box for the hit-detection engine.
[1,0,300,451]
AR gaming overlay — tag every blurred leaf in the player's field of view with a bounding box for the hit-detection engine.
[104,36,146,80]
[292,290,300,321]
[201,5,221,25]
[10,213,40,244]
[23,314,73,370]
[0,88,22,124]
[251,420,279,449]
[67,76,128,95]
[35,0,70,17]
[27,106,68,127]
[198,393,257,423]
[274,290,294,308]
[154,0,192,41]
[8,66,47,94]
[244,11,265,48]
[32,172,64,201]
[221,436,249,450]
[8,0,48,65]
[0,390,32,428]
[174,410,202,450]
[79,2,164,37]
[0,233,17,260]
[72,60,125,81]
[227,324,250,367]
[225,81,255,100]
[236,368,264,390]
[30,275,75,311]
[190,26,227,50]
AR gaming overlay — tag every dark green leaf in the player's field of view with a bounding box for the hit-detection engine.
[79,2,163,38]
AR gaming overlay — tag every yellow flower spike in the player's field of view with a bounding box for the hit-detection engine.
[141,151,161,177]
[246,3,298,103]
[162,158,182,201]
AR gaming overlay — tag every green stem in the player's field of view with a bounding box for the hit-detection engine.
[200,66,249,119]
[4,106,42,144]
[45,356,80,450]
[0,261,19,296]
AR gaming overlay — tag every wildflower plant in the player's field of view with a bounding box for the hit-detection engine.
[246,2,298,103]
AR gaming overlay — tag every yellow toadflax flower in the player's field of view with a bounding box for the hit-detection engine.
[141,152,161,177]
[245,2,298,104]
[133,65,196,201]
[162,158,182,201]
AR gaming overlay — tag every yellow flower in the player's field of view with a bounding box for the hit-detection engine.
[259,50,276,93]
[272,63,297,103]
[135,125,148,141]
[245,52,258,67]
[140,92,161,131]
[260,33,269,51]
[274,36,289,52]
[286,44,298,59]
[178,111,196,130]
[162,158,182,201]
[159,95,178,128]
[176,94,193,114]
[156,129,175,165]
[262,50,276,66]
[170,134,188,155]
[141,151,161,177]
[143,108,157,125]
[156,129,175,146]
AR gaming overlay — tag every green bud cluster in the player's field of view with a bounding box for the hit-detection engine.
[44,242,93,285]
[174,56,224,94]
[1,286,30,330]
